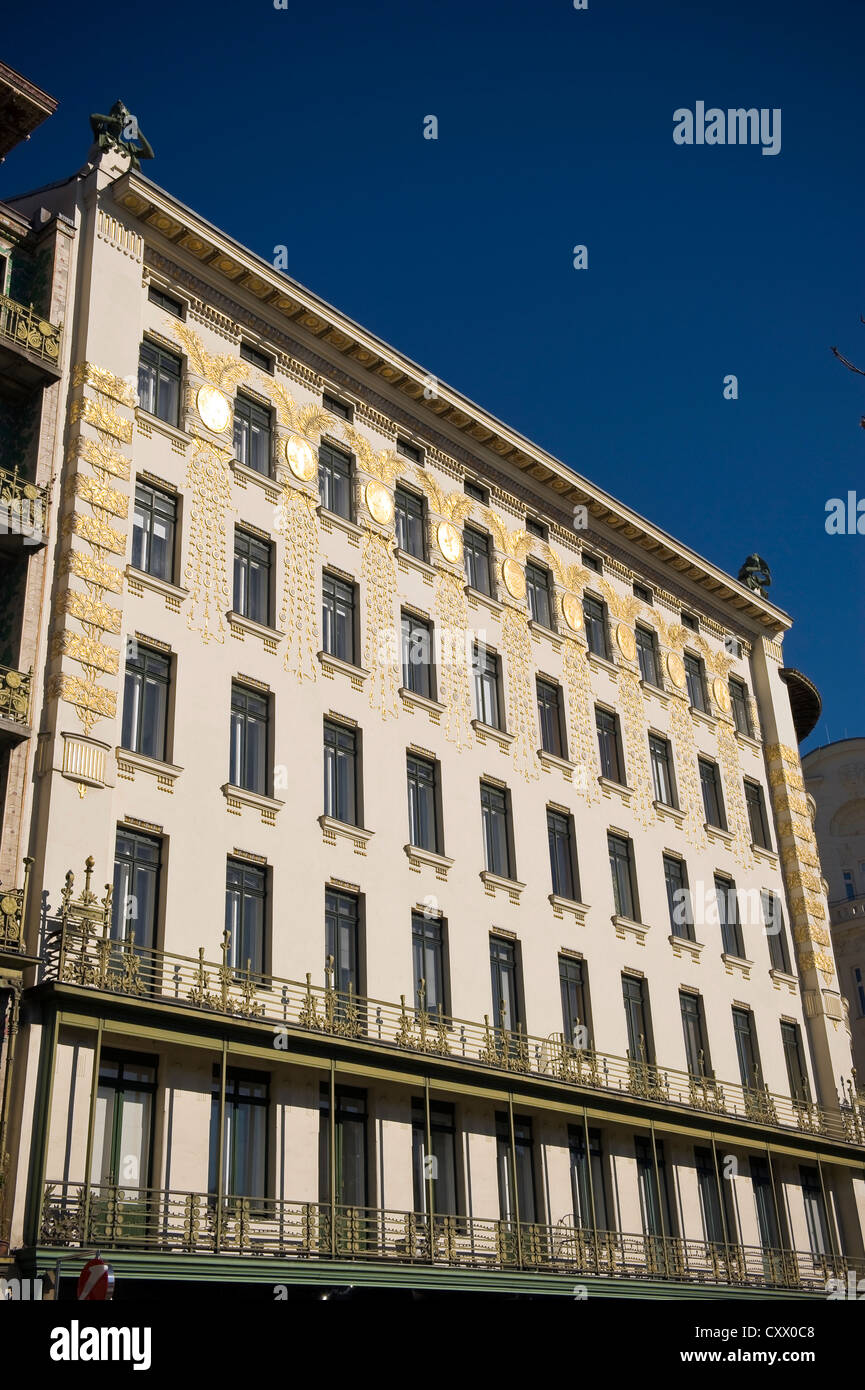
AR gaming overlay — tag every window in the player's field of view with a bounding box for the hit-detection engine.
[750,1156,784,1251]
[121,642,169,762]
[854,965,865,1017]
[699,758,726,829]
[681,611,698,632]
[318,440,352,518]
[324,719,358,825]
[844,871,855,901]
[622,974,653,1063]
[319,1085,367,1207]
[401,612,434,699]
[761,891,791,973]
[694,1147,728,1246]
[635,1136,674,1238]
[800,1166,831,1256]
[407,753,439,852]
[744,779,771,849]
[481,782,512,879]
[729,677,752,736]
[568,1126,609,1232]
[490,938,521,1034]
[91,1053,156,1194]
[225,859,266,975]
[321,571,356,664]
[715,874,745,958]
[526,560,553,628]
[132,481,176,582]
[732,1007,762,1091]
[679,991,712,1078]
[233,529,272,626]
[464,478,487,504]
[559,955,589,1049]
[394,485,425,558]
[596,707,624,783]
[209,1070,268,1201]
[111,828,161,951]
[525,515,546,539]
[582,552,601,573]
[239,341,273,373]
[396,437,423,464]
[648,733,676,806]
[412,1099,458,1216]
[147,285,184,317]
[633,582,652,604]
[496,1111,537,1224]
[635,624,659,685]
[583,595,608,658]
[411,911,446,1015]
[473,644,501,729]
[233,394,272,475]
[664,854,694,940]
[322,392,353,421]
[138,341,181,426]
[325,888,360,999]
[609,833,638,920]
[536,678,565,757]
[463,525,491,595]
[781,1020,810,1104]
[229,683,269,795]
[548,808,579,900]
[684,652,706,711]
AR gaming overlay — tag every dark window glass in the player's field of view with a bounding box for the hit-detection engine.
[635,625,659,685]
[525,516,546,539]
[111,828,161,951]
[395,485,425,558]
[596,707,623,783]
[407,754,438,852]
[325,889,360,999]
[318,441,352,518]
[609,833,637,920]
[473,645,501,728]
[132,481,176,582]
[225,859,266,975]
[781,1020,811,1104]
[233,394,272,476]
[583,595,608,657]
[695,1147,727,1246]
[412,1098,457,1216]
[229,683,268,794]
[699,758,726,828]
[536,679,565,757]
[322,393,352,421]
[569,1126,609,1232]
[649,733,675,805]
[750,1157,782,1251]
[401,612,434,699]
[122,643,169,761]
[490,938,520,1034]
[633,582,652,604]
[464,479,487,504]
[635,1136,673,1238]
[233,529,272,626]
[411,911,446,1015]
[684,652,706,711]
[622,974,653,1063]
[526,560,553,628]
[559,955,589,1049]
[495,1111,536,1224]
[733,1007,762,1091]
[729,677,752,736]
[582,552,601,573]
[681,612,698,632]
[324,720,358,825]
[664,854,693,940]
[715,874,745,958]
[209,1069,268,1200]
[239,342,273,373]
[463,525,491,594]
[745,780,771,849]
[548,809,578,900]
[91,1052,156,1191]
[762,891,791,973]
[319,1085,367,1207]
[321,572,356,664]
[148,285,184,317]
[680,991,712,1078]
[396,437,422,464]
[800,1166,830,1256]
[481,782,512,878]
[138,341,181,426]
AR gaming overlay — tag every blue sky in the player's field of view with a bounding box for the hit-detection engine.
[3,0,863,751]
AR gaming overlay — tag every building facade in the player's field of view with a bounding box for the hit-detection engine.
[803,738,865,1080]
[1,109,864,1298]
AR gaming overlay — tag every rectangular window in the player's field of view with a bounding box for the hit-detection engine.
[648,733,676,806]
[582,552,601,573]
[91,1053,156,1193]
[744,779,771,849]
[635,624,659,686]
[715,874,745,958]
[633,582,652,604]
[463,525,491,595]
[481,782,512,878]
[325,888,360,1000]
[525,516,546,540]
[321,571,356,664]
[396,437,423,464]
[622,974,653,1063]
[495,1111,536,1224]
[536,678,565,757]
[407,753,439,852]
[318,440,352,518]
[112,828,161,951]
[732,1007,762,1091]
[412,1099,458,1217]
[635,1136,673,1239]
[473,644,501,729]
[684,652,706,711]
[464,478,487,504]
[699,757,726,829]
[323,719,358,825]
[525,560,553,628]
[229,682,269,795]
[854,965,865,1017]
[596,707,624,783]
[781,1020,811,1104]
[559,955,589,1050]
[729,677,752,736]
[148,285,184,318]
[394,485,425,558]
[609,832,638,920]
[319,1085,367,1207]
[664,853,694,941]
[844,870,855,900]
[131,481,176,582]
[694,1147,727,1246]
[762,891,792,974]
[800,1166,831,1257]
[233,394,272,476]
[322,392,353,421]
[121,643,170,762]
[583,595,608,658]
[681,611,698,632]
[138,340,181,426]
[490,938,521,1041]
[401,612,434,699]
[548,808,578,900]
[209,1069,268,1201]
[411,911,447,1015]
[750,1156,782,1252]
[679,991,712,1078]
[225,858,266,975]
[568,1126,609,1232]
[233,529,272,626]
[239,341,273,373]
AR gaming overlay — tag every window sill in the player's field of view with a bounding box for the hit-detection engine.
[653,799,684,825]
[735,730,762,755]
[769,967,799,993]
[751,842,778,866]
[721,952,753,979]
[704,822,734,849]
[319,650,369,687]
[115,747,183,792]
[230,458,279,498]
[612,914,649,945]
[125,565,189,611]
[400,686,445,718]
[480,870,525,902]
[394,546,435,580]
[404,844,454,878]
[135,407,189,450]
[221,783,285,825]
[549,894,589,925]
[538,748,576,780]
[227,610,283,650]
[690,706,717,730]
[318,505,362,542]
[640,679,669,706]
[598,777,633,806]
[528,619,562,648]
[471,718,513,750]
[668,933,704,962]
[319,815,374,854]
[586,651,619,680]
[465,584,503,617]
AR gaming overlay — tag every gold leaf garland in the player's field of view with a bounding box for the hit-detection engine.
[562,639,600,802]
[669,693,706,847]
[619,671,654,825]
[277,488,319,681]
[501,605,538,780]
[362,528,400,720]
[435,571,473,750]
[717,721,754,867]
[183,437,232,645]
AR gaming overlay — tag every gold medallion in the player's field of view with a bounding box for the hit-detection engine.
[365,479,394,526]
[712,677,732,713]
[502,557,526,600]
[666,651,687,690]
[437,521,462,564]
[285,435,316,481]
[616,623,637,663]
[196,384,231,434]
[562,592,583,632]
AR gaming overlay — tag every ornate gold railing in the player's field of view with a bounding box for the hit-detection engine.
[0,858,32,954]
[38,1181,863,1292]
[0,665,32,726]
[0,293,61,365]
[44,906,865,1147]
[0,464,48,538]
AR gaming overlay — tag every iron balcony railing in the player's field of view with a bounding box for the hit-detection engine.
[0,664,32,727]
[44,918,865,1147]
[0,858,32,954]
[39,1181,863,1294]
[0,292,62,365]
[0,464,48,540]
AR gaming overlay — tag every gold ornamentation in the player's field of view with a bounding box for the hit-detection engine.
[66,513,126,555]
[72,475,128,518]
[666,651,687,689]
[618,673,654,825]
[365,479,394,526]
[173,321,249,394]
[53,631,119,675]
[434,572,473,749]
[71,436,130,481]
[502,556,526,600]
[501,606,538,779]
[285,435,316,481]
[562,592,583,632]
[63,550,124,594]
[716,722,754,868]
[485,510,532,568]
[196,384,232,434]
[362,529,400,720]
[669,693,706,846]
[712,677,731,713]
[343,424,402,487]
[50,674,117,730]
[599,578,643,624]
[72,361,136,407]
[182,437,233,644]
[437,520,462,564]
[616,623,636,663]
[276,489,319,681]
[70,397,133,443]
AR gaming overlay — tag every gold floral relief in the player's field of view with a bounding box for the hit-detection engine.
[434,571,473,750]
[716,722,754,868]
[501,605,538,781]
[362,528,400,720]
[183,437,233,645]
[669,693,706,847]
[70,397,133,444]
[72,361,137,407]
[619,672,654,825]
[173,321,249,394]
[562,640,600,803]
[276,488,319,682]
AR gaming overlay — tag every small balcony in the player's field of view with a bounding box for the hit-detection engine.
[0,464,48,551]
[0,857,36,968]
[829,892,865,928]
[0,664,32,746]
[0,292,62,389]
